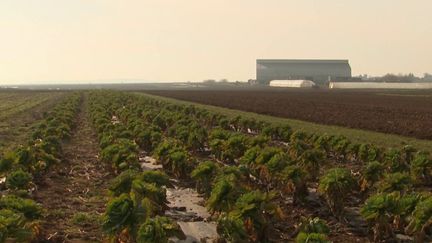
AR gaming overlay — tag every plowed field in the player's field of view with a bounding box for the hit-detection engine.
[146,89,432,140]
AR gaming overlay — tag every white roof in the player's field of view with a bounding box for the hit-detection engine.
[270,80,316,87]
[329,82,432,89]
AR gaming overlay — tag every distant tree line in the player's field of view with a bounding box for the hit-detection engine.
[367,73,432,83]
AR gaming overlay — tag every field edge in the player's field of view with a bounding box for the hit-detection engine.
[139,92,432,153]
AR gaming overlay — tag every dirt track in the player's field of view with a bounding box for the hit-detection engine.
[146,89,432,140]
[34,96,113,242]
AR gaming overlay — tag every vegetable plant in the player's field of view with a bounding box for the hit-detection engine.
[406,196,432,243]
[295,217,330,243]
[136,216,185,243]
[361,193,397,242]
[318,168,355,216]
[281,165,309,204]
[191,160,219,196]
[6,169,32,190]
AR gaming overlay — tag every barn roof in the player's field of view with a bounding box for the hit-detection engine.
[257,59,349,64]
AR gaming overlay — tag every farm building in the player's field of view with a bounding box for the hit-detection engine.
[329,82,432,89]
[269,80,316,88]
[257,59,352,84]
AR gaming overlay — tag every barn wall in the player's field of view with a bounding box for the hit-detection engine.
[257,59,351,84]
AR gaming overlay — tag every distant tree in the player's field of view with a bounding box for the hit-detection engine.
[203,79,216,84]
[377,73,420,83]
[423,73,432,82]
[248,79,257,85]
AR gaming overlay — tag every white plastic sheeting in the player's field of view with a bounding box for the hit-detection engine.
[329,82,432,89]
[269,80,316,88]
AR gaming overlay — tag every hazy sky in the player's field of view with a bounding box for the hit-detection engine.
[1,0,431,84]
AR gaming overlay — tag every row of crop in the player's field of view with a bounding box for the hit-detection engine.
[0,93,81,241]
[90,91,331,242]
[88,91,432,242]
[139,96,345,241]
[132,93,432,242]
[87,92,186,242]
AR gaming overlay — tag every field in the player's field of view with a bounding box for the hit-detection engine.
[0,90,431,243]
[0,91,66,151]
[145,89,432,140]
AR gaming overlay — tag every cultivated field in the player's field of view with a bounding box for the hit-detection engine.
[0,91,64,121]
[0,90,431,242]
[0,91,66,151]
[146,89,432,140]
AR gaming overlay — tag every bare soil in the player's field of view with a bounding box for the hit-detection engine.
[140,154,218,243]
[34,97,113,242]
[146,89,432,140]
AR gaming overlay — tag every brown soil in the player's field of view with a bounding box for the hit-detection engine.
[34,97,113,242]
[146,89,432,140]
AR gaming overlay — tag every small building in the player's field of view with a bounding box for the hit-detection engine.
[269,80,316,88]
[257,59,352,85]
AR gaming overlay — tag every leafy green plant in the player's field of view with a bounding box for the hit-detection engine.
[164,150,193,179]
[0,195,42,219]
[410,152,432,185]
[402,145,417,164]
[295,217,330,243]
[346,143,360,161]
[299,217,330,235]
[191,161,219,196]
[240,146,261,166]
[358,144,380,162]
[275,124,293,142]
[0,209,35,242]
[360,192,420,242]
[406,196,432,243]
[100,139,140,172]
[384,149,407,173]
[109,170,140,196]
[252,147,289,184]
[266,153,289,175]
[102,194,141,239]
[361,193,397,242]
[393,193,421,232]
[281,165,308,204]
[331,136,351,159]
[222,134,248,163]
[13,145,59,175]
[262,124,292,142]
[207,174,243,214]
[318,168,355,216]
[299,149,325,181]
[217,213,248,243]
[153,138,182,161]
[139,170,172,188]
[290,131,307,143]
[136,216,185,243]
[295,232,330,243]
[6,169,32,190]
[130,180,168,213]
[360,161,384,191]
[186,127,207,152]
[378,172,411,193]
[219,191,280,242]
[0,154,14,173]
[209,128,230,141]
[135,126,162,151]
